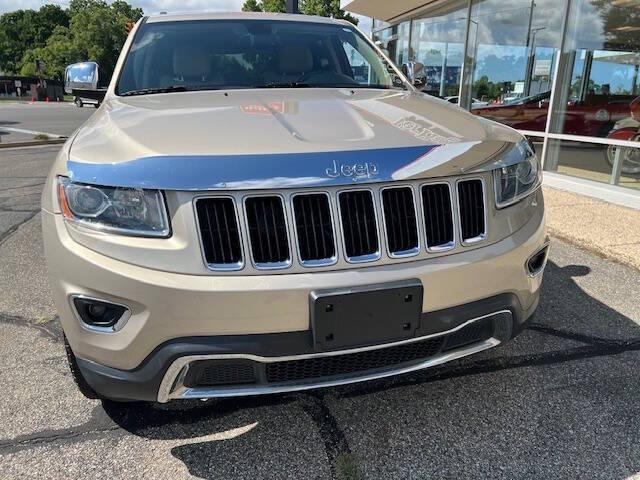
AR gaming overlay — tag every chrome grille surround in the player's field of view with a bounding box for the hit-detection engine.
[193,173,492,274]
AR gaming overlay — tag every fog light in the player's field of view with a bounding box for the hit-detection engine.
[526,244,549,277]
[71,296,130,332]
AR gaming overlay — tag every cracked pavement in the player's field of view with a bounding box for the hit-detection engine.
[1,145,640,479]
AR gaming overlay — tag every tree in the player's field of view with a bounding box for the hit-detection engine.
[302,0,358,24]
[68,0,142,81]
[242,0,263,12]
[0,6,70,74]
[19,26,81,80]
[240,0,357,24]
[7,1,141,81]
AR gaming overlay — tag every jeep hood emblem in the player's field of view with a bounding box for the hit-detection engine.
[325,159,379,180]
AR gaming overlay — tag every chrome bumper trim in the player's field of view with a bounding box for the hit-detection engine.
[157,310,511,403]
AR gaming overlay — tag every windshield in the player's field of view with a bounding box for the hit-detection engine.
[116,19,405,95]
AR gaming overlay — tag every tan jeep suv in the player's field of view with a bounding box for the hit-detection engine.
[42,12,548,403]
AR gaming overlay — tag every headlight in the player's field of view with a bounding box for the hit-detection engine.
[57,177,170,237]
[493,140,542,208]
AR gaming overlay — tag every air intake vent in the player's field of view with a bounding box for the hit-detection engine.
[421,184,454,250]
[381,187,419,256]
[293,194,336,266]
[338,190,379,261]
[196,197,243,269]
[245,196,290,267]
[458,179,486,242]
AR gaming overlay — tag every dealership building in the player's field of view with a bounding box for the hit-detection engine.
[342,0,640,206]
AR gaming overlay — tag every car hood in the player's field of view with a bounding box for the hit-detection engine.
[67,89,523,190]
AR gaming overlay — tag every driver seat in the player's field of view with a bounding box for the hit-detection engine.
[266,45,314,84]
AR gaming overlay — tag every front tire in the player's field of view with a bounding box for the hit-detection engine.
[74,97,83,108]
[64,335,101,400]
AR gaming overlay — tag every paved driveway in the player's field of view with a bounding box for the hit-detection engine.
[1,146,639,479]
[0,103,93,143]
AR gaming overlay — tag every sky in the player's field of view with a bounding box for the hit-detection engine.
[0,0,372,32]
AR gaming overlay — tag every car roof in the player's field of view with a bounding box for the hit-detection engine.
[145,11,351,26]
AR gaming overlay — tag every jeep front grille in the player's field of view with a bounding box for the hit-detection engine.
[293,193,336,266]
[421,183,454,250]
[338,190,380,261]
[381,187,419,257]
[194,176,488,272]
[195,197,243,269]
[458,179,486,243]
[245,196,291,268]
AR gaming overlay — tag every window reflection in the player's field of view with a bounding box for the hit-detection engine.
[462,0,564,131]
[372,22,411,67]
[551,0,640,140]
[409,1,468,98]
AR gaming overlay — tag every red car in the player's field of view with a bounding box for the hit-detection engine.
[472,91,634,137]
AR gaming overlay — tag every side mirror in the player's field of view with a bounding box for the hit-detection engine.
[402,62,425,87]
[65,61,107,103]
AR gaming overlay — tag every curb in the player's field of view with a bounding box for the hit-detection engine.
[0,139,67,149]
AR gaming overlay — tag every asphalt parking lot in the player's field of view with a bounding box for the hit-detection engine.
[0,102,93,143]
[1,145,640,479]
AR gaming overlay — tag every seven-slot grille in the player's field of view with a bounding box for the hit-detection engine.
[457,179,486,242]
[195,178,487,271]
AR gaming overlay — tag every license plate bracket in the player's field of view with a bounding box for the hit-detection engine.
[310,280,423,352]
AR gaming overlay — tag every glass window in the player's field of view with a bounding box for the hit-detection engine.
[117,20,406,95]
[545,139,640,190]
[461,0,565,131]
[409,0,468,98]
[550,0,640,140]
[372,21,411,67]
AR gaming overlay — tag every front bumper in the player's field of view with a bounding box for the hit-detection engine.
[74,295,536,402]
[43,200,546,401]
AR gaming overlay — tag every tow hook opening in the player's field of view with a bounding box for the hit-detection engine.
[526,244,550,277]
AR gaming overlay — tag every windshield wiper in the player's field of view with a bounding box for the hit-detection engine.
[258,82,313,88]
[119,86,189,96]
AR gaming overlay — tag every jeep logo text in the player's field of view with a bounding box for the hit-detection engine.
[325,160,379,180]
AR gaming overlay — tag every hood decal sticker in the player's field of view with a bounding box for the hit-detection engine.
[66,145,444,190]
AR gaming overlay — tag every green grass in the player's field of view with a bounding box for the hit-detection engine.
[33,133,50,141]
[336,452,362,480]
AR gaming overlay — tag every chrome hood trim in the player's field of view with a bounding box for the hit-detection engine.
[66,89,523,190]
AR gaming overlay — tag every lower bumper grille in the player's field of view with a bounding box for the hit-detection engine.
[265,336,445,383]
[184,317,495,390]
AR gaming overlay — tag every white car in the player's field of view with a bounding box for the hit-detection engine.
[445,96,489,108]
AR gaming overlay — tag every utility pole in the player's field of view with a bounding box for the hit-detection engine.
[286,0,299,14]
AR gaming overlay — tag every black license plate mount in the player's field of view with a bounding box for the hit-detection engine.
[310,280,423,352]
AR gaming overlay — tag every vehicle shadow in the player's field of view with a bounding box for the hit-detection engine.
[103,260,640,479]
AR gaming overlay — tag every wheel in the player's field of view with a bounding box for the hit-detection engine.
[63,335,101,400]
[605,142,640,175]
[74,97,83,108]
